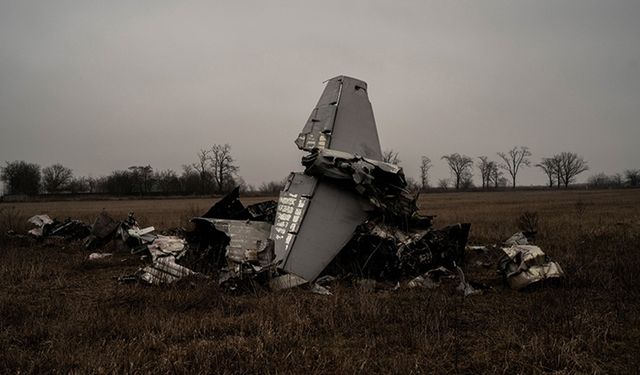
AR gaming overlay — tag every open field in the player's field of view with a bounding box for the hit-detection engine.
[1,189,639,373]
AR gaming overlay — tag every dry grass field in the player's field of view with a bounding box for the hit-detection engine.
[1,189,639,373]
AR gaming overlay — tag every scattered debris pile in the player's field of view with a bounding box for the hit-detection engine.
[27,214,90,240]
[324,221,470,281]
[301,148,418,217]
[20,205,565,294]
[17,76,565,295]
[498,232,565,290]
[180,158,471,292]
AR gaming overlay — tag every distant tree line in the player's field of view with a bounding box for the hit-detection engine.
[385,146,637,192]
[1,143,285,197]
[2,143,638,197]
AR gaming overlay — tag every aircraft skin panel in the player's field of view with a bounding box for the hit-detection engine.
[295,76,382,161]
[329,76,383,161]
[281,180,369,281]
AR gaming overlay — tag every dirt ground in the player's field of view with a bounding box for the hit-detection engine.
[1,189,639,373]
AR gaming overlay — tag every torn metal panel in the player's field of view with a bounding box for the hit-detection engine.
[192,217,275,284]
[139,256,196,284]
[28,214,90,240]
[281,182,371,281]
[193,218,272,264]
[499,244,564,290]
[201,187,247,219]
[276,180,371,282]
[28,214,53,227]
[281,170,318,196]
[201,187,278,223]
[147,235,187,260]
[269,273,308,290]
[84,211,120,249]
[302,148,402,180]
[504,231,534,246]
[301,148,417,219]
[49,219,90,239]
[295,77,341,151]
[128,226,156,244]
[324,221,470,281]
[27,214,54,237]
[245,200,278,223]
[212,219,273,265]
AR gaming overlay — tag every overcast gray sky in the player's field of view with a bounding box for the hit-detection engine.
[1,0,639,189]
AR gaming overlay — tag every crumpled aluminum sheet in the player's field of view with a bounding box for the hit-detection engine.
[27,214,54,237]
[147,235,187,260]
[499,244,564,290]
[139,256,196,284]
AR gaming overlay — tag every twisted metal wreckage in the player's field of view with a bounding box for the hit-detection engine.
[189,75,473,290]
[26,76,564,292]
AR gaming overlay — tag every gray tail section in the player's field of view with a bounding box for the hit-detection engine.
[295,76,383,161]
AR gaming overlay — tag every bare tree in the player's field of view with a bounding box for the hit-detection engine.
[42,163,73,193]
[550,155,563,188]
[460,170,474,190]
[382,149,401,164]
[558,152,588,188]
[477,156,497,189]
[128,165,154,195]
[441,153,474,190]
[104,170,135,195]
[67,177,89,194]
[536,157,557,188]
[437,178,450,190]
[209,143,239,193]
[405,177,421,193]
[624,169,640,187]
[419,156,432,190]
[192,149,212,194]
[488,162,502,189]
[611,173,624,187]
[180,164,201,194]
[587,172,624,188]
[155,169,181,194]
[1,161,41,195]
[497,146,531,189]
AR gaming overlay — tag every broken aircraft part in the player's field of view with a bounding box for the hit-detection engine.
[27,214,54,237]
[139,256,196,285]
[28,214,90,240]
[295,76,382,160]
[188,76,472,288]
[271,76,386,283]
[191,217,275,284]
[498,243,565,290]
[301,148,418,219]
[84,211,120,250]
[19,77,528,294]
